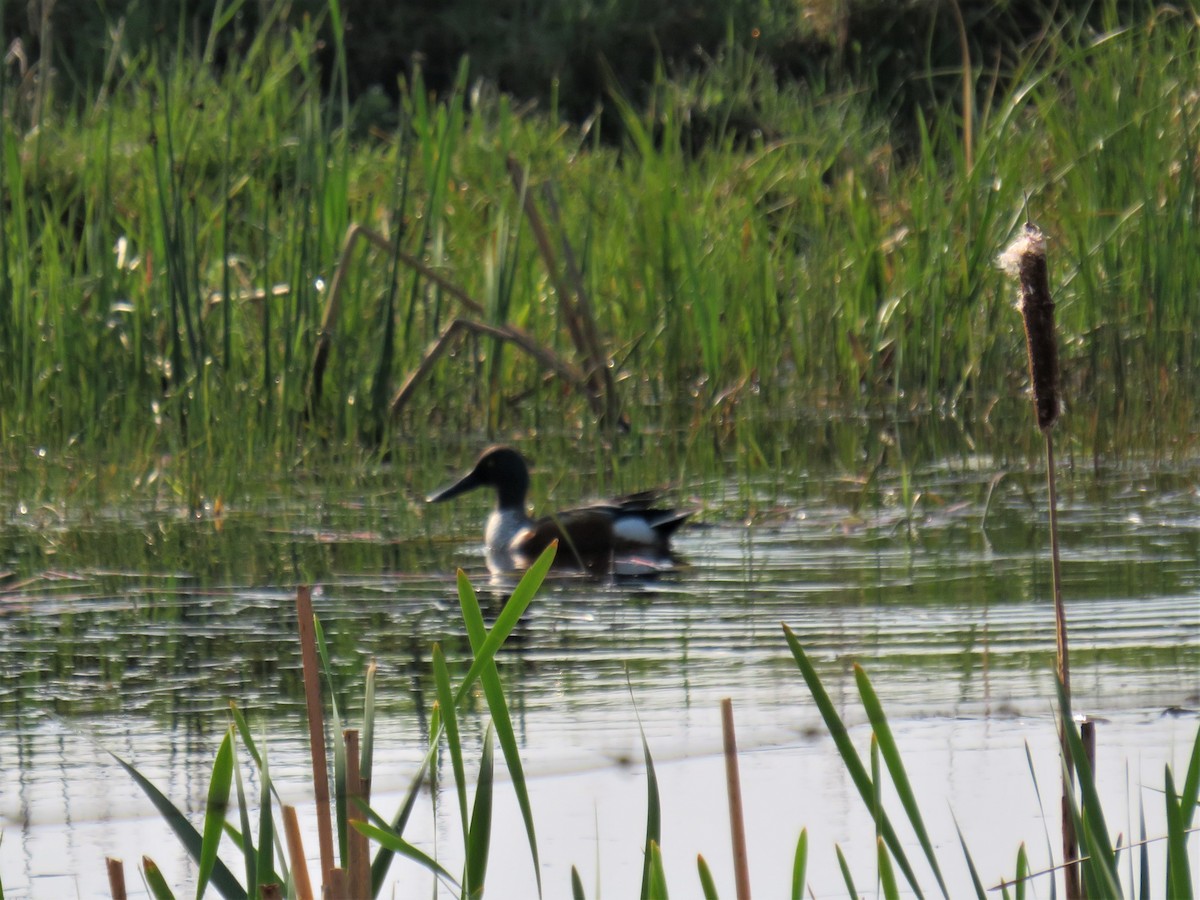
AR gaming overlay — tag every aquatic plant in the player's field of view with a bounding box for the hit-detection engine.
[103,544,555,898]
[2,0,1198,496]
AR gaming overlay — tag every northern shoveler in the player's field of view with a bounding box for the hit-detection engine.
[427,446,691,575]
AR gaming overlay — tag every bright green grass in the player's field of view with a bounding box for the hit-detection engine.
[0,2,1197,498]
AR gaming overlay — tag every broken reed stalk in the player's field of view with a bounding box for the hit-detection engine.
[721,698,752,900]
[345,729,371,900]
[507,156,616,424]
[998,223,1076,898]
[105,857,127,899]
[389,317,591,418]
[307,222,486,413]
[295,586,336,887]
[283,805,315,900]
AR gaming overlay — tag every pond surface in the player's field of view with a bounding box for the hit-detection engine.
[1,458,1198,898]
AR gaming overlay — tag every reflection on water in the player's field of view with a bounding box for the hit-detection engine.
[1,462,1198,897]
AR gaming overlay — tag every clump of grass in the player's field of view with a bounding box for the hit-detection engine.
[2,1,1198,497]
[104,544,555,898]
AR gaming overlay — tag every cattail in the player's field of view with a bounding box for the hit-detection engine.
[998,224,1061,431]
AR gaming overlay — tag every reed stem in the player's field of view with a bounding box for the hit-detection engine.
[105,857,126,900]
[1047,432,1079,899]
[721,697,752,900]
[295,586,336,885]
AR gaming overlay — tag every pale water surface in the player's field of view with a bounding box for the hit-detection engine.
[1,461,1198,897]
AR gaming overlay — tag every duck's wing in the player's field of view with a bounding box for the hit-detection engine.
[512,506,621,571]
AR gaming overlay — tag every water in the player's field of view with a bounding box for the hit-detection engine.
[1,461,1198,897]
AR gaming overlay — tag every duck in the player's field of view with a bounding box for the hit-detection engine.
[427,446,691,575]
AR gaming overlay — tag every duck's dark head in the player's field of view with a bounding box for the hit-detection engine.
[427,445,531,511]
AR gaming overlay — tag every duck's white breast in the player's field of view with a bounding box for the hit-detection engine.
[484,509,530,573]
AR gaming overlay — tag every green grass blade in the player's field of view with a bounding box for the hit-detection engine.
[257,744,281,891]
[229,729,256,894]
[571,866,587,900]
[1056,680,1119,890]
[635,703,662,900]
[1058,750,1121,900]
[369,749,431,894]
[362,659,377,792]
[1021,741,1057,900]
[432,643,470,848]
[855,663,950,898]
[1014,843,1029,900]
[452,542,555,706]
[791,828,808,900]
[835,844,858,898]
[647,840,669,899]
[466,721,496,898]
[106,747,246,899]
[1138,797,1149,900]
[142,856,177,900]
[196,727,235,900]
[1180,723,1200,831]
[951,814,987,900]
[879,837,900,900]
[697,853,719,899]
[354,820,461,892]
[1165,766,1192,900]
[456,562,546,896]
[782,624,925,898]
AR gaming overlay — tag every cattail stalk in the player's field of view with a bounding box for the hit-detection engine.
[722,698,752,900]
[999,223,1076,898]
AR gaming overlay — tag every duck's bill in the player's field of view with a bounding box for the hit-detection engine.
[426,469,482,503]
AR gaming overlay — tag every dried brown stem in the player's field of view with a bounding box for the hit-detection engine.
[345,729,371,900]
[308,222,486,412]
[390,317,592,418]
[721,698,752,900]
[507,157,618,425]
[106,857,127,900]
[282,805,315,900]
[295,586,336,885]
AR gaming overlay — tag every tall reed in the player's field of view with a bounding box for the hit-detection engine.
[999,221,1075,895]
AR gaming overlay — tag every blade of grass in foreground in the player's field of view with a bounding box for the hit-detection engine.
[196,727,235,900]
[229,728,257,894]
[142,856,177,900]
[782,624,925,898]
[1055,679,1120,894]
[791,829,808,900]
[1138,798,1149,900]
[106,749,246,899]
[1021,740,1059,900]
[466,721,496,898]
[952,814,988,900]
[631,688,662,900]
[571,866,586,900]
[456,545,555,897]
[432,643,471,851]
[697,854,719,899]
[855,663,950,898]
[878,837,900,900]
[1164,768,1192,900]
[1014,843,1029,900]
[646,841,669,899]
[353,820,461,893]
[368,729,436,893]
[452,542,555,706]
[835,844,858,898]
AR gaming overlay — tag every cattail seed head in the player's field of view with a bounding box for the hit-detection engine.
[998,223,1061,431]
